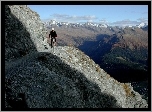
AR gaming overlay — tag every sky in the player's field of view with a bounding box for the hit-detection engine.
[28,5,148,26]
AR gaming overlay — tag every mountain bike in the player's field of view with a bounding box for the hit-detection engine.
[51,37,56,53]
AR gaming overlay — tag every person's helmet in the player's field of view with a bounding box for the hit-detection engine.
[52,28,54,30]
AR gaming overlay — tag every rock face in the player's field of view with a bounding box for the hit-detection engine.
[4,5,148,109]
[5,5,47,61]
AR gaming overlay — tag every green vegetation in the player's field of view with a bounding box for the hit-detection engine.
[100,47,148,82]
[102,47,147,68]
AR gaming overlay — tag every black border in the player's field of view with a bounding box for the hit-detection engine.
[1,1,151,111]
[1,1,151,5]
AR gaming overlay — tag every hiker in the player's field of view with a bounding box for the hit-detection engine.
[49,28,57,48]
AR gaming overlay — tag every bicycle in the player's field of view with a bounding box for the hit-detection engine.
[51,37,56,53]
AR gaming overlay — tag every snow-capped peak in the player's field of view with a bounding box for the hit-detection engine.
[137,22,147,28]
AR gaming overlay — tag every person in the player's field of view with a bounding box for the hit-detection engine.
[49,28,57,48]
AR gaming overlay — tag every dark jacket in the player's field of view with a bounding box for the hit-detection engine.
[49,30,57,38]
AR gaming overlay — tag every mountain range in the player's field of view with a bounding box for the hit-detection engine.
[44,18,148,100]
[42,19,148,28]
[44,19,148,80]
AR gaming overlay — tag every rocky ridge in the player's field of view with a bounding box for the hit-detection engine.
[5,5,47,61]
[4,5,148,108]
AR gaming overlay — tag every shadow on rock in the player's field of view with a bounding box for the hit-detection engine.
[5,5,37,61]
[5,51,121,108]
[4,5,121,109]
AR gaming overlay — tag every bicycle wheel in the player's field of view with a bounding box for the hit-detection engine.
[52,38,55,52]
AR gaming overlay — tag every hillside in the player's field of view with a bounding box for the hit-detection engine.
[78,27,148,82]
[46,20,149,102]
[4,5,148,109]
[46,21,148,82]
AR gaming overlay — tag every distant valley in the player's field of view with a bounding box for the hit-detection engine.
[44,21,148,100]
[44,21,148,82]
